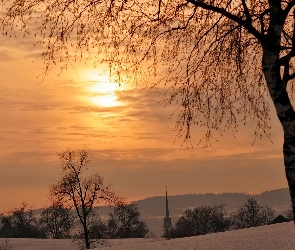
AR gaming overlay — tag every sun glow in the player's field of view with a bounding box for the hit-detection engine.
[91,93,121,107]
[83,70,123,107]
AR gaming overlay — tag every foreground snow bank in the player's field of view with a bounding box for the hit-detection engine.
[0,238,76,250]
[2,222,294,250]
[98,222,295,250]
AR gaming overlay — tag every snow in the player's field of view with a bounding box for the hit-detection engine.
[97,222,295,250]
[0,238,76,250]
[2,222,294,250]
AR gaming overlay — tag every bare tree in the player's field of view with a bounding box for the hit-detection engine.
[51,150,119,249]
[40,203,74,239]
[107,204,149,238]
[232,198,274,229]
[170,204,230,238]
[2,0,295,221]
[88,216,108,240]
[0,203,44,238]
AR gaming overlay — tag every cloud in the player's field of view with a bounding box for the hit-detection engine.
[63,105,126,114]
[0,50,13,61]
[23,52,43,59]
[20,103,59,111]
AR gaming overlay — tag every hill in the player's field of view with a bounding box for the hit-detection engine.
[134,187,291,217]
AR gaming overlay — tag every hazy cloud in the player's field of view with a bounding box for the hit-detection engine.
[0,50,13,61]
[64,105,126,114]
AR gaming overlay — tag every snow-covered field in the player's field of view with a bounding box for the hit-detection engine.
[2,222,294,250]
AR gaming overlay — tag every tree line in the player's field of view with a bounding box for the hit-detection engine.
[168,198,294,239]
[0,202,148,240]
[1,196,292,241]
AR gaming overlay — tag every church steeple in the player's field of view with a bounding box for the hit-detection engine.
[165,189,170,218]
[163,186,172,237]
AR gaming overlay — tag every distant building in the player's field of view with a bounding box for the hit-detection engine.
[268,215,290,225]
[163,188,172,237]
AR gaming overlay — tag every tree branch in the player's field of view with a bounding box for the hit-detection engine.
[258,8,270,35]
[279,9,295,66]
[186,0,262,41]
[283,0,295,19]
[241,0,252,24]
[289,72,295,80]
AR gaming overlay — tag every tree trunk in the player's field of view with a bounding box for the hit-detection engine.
[283,120,295,221]
[261,3,295,222]
[262,46,295,223]
[82,222,90,249]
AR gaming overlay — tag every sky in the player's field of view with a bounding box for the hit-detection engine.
[0,27,290,212]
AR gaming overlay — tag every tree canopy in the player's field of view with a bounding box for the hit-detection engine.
[40,203,74,239]
[107,204,149,238]
[232,198,275,229]
[170,204,230,238]
[0,203,44,238]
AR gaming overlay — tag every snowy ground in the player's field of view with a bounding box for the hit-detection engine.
[99,222,295,250]
[2,222,294,250]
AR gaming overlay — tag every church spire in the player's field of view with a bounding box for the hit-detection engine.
[165,187,170,218]
[163,186,172,237]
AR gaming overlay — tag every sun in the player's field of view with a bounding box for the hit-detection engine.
[91,93,121,107]
[83,70,123,107]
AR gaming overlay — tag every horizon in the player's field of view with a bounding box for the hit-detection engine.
[146,187,289,198]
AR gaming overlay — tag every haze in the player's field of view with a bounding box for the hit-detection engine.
[0,31,288,212]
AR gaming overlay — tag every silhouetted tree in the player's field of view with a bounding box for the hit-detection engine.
[3,1,295,220]
[0,203,45,238]
[232,198,274,229]
[89,217,108,240]
[50,150,120,249]
[40,203,74,239]
[107,204,149,238]
[170,205,230,238]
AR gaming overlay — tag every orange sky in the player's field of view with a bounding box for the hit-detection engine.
[0,31,289,212]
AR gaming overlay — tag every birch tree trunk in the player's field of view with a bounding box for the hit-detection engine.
[262,3,295,219]
[263,53,295,220]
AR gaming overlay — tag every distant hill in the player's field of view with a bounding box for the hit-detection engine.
[134,188,291,217]
[254,188,291,207]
